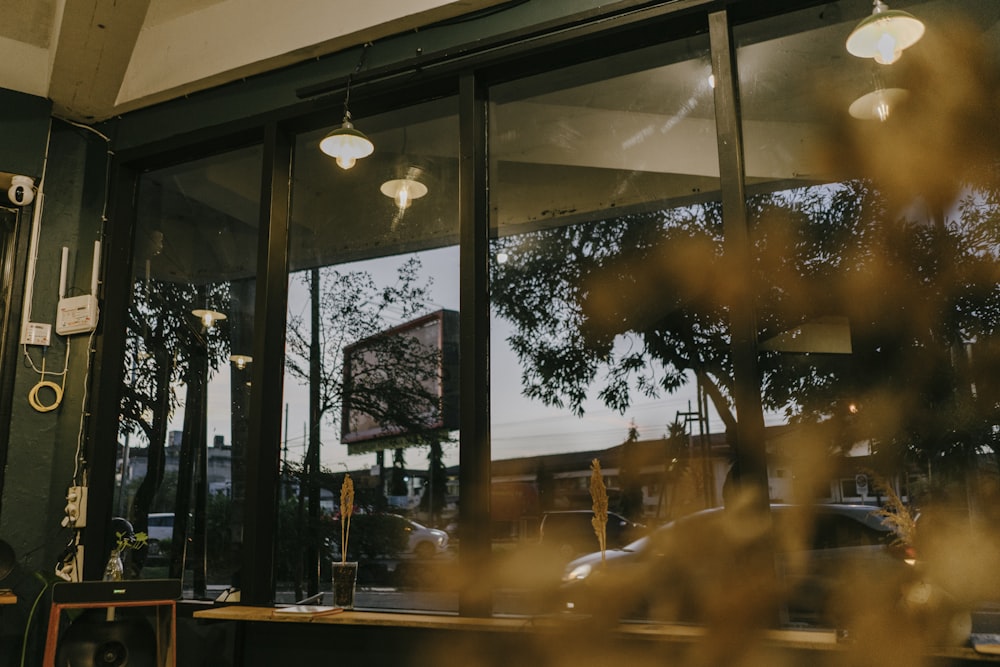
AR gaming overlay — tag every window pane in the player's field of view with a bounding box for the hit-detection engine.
[736,0,1000,629]
[117,145,262,599]
[284,98,460,610]
[489,32,723,617]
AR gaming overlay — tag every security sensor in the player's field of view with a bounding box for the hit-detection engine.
[8,175,34,206]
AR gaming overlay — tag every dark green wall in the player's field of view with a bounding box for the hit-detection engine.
[0,106,111,580]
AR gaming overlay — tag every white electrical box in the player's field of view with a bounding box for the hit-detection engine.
[56,294,99,335]
[22,321,52,345]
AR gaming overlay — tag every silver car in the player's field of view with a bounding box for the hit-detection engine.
[559,503,911,626]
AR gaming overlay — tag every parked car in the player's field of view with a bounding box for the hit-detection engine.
[145,512,174,544]
[330,513,449,560]
[558,503,914,626]
[540,510,645,558]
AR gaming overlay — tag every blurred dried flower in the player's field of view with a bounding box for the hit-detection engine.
[340,473,355,563]
[590,458,609,564]
[867,470,917,549]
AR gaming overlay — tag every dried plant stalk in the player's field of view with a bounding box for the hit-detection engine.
[866,469,917,548]
[340,474,355,563]
[590,458,609,565]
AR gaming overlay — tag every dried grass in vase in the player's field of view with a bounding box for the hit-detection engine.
[340,473,355,563]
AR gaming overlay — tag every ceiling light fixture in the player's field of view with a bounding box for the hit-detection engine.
[319,43,374,169]
[192,308,226,329]
[849,87,908,121]
[380,177,428,210]
[846,1,925,65]
[230,354,253,370]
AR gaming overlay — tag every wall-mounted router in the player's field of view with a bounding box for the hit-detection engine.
[55,242,101,336]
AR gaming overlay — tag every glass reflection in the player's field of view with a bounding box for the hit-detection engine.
[117,145,262,597]
[284,99,460,609]
[489,32,723,616]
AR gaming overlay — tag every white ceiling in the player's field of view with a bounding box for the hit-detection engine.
[0,0,508,122]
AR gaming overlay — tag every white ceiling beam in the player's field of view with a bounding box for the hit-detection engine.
[114,0,508,116]
[48,0,151,120]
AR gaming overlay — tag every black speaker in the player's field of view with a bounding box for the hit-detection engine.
[50,579,181,605]
[55,610,157,667]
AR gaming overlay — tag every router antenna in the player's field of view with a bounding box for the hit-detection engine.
[90,240,101,296]
[58,246,68,299]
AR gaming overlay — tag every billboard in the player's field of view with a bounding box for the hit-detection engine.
[340,309,459,453]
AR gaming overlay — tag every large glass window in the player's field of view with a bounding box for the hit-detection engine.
[488,31,725,616]
[283,98,460,609]
[116,145,262,599]
[734,0,1000,630]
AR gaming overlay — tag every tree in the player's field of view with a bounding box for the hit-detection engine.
[490,180,1000,482]
[284,257,443,589]
[390,448,408,497]
[616,421,645,521]
[419,440,448,525]
[119,277,230,572]
[284,257,440,449]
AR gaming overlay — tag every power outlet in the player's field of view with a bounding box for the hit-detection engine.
[63,485,88,528]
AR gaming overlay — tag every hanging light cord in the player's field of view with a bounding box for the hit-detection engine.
[343,42,372,123]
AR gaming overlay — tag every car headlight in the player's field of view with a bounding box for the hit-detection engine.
[563,562,593,582]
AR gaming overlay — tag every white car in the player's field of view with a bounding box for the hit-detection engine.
[145,512,174,543]
[331,513,449,559]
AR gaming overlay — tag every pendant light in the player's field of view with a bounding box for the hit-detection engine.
[849,87,908,121]
[192,308,226,329]
[319,43,374,169]
[230,354,253,370]
[380,175,427,210]
[846,1,925,65]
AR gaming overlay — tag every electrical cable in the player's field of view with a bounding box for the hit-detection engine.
[72,327,99,486]
[19,571,49,667]
[25,340,70,413]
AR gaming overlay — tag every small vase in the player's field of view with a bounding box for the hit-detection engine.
[103,548,124,581]
[331,561,358,609]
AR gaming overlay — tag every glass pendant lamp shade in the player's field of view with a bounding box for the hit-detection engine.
[849,87,908,121]
[230,354,253,370]
[846,1,925,65]
[380,177,428,210]
[320,116,375,170]
[192,308,226,329]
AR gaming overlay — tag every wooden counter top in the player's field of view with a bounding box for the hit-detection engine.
[0,589,15,605]
[192,604,839,646]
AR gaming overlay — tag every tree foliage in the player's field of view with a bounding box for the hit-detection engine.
[490,180,1000,471]
[285,257,443,448]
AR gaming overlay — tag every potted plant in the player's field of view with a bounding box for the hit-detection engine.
[103,527,148,582]
[331,474,358,609]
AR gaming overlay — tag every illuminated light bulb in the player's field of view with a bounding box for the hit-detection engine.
[380,178,428,210]
[336,155,356,170]
[875,32,901,65]
[708,73,716,89]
